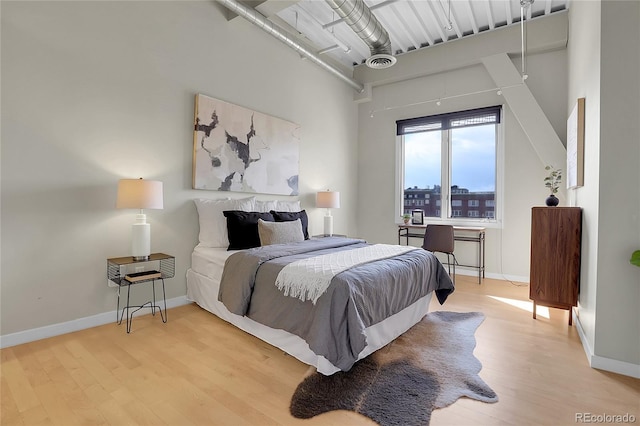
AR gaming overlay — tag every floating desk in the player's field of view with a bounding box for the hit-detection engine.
[398,224,485,284]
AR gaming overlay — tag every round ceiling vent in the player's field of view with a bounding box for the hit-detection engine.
[365,54,397,69]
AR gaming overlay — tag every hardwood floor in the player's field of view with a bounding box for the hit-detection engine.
[2,275,638,425]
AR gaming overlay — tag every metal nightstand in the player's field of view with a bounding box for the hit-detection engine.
[107,253,175,333]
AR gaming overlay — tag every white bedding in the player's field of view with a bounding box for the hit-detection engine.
[186,244,433,375]
[190,244,235,282]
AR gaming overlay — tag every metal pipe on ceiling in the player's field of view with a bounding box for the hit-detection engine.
[324,0,396,69]
[322,0,400,30]
[217,0,364,93]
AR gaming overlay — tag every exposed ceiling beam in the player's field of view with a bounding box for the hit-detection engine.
[354,10,568,87]
[408,1,435,46]
[426,0,451,42]
[388,4,421,50]
[217,0,364,92]
[485,0,495,30]
[463,0,479,34]
[255,0,300,17]
[482,53,566,168]
[505,1,513,25]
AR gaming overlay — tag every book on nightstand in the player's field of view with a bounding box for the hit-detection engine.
[124,270,161,282]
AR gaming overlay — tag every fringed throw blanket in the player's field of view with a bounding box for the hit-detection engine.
[275,244,418,304]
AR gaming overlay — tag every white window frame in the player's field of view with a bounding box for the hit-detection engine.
[395,106,504,228]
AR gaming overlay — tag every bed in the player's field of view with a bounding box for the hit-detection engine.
[186,197,455,375]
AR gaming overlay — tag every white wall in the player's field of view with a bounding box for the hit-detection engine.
[356,43,568,281]
[1,1,358,336]
[596,0,640,366]
[569,0,640,374]
[567,0,602,353]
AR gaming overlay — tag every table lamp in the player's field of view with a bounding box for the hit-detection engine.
[316,190,340,236]
[116,178,164,260]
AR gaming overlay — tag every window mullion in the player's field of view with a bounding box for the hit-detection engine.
[441,130,450,219]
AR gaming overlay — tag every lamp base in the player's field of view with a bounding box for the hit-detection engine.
[132,215,151,260]
[132,255,150,261]
[323,215,334,236]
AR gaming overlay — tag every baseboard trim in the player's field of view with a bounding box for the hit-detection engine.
[454,267,529,284]
[574,311,640,378]
[0,295,190,349]
[590,354,640,378]
[574,310,594,363]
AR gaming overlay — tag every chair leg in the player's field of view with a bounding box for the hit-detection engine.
[450,253,457,285]
[440,252,455,285]
[452,254,456,285]
[445,253,452,276]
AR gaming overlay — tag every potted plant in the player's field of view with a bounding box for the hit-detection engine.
[544,165,562,206]
[402,213,411,224]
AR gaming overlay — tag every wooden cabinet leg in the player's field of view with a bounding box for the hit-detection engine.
[533,300,537,319]
[569,308,572,326]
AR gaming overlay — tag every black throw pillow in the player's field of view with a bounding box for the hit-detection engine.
[270,210,309,240]
[223,211,275,250]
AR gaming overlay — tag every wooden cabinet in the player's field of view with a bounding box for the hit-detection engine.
[530,207,582,325]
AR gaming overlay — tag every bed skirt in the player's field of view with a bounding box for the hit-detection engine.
[186,268,433,375]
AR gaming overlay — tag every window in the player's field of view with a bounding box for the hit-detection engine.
[397,106,501,222]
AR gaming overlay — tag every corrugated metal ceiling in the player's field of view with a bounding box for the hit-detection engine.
[270,0,568,68]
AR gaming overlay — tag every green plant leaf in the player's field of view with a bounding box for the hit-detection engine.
[631,250,640,267]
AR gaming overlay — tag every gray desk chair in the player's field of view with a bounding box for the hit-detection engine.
[422,224,457,284]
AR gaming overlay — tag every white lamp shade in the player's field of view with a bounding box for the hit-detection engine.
[316,191,340,209]
[116,179,164,210]
[117,178,163,260]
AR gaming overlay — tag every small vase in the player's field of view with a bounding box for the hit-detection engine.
[545,195,559,207]
[403,218,410,224]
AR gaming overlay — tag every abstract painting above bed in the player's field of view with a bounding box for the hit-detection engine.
[192,94,300,196]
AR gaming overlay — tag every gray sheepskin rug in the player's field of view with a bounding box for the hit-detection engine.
[290,311,498,426]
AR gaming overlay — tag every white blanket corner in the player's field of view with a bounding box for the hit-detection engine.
[275,244,418,304]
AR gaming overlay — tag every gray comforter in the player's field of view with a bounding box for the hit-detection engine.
[218,237,454,371]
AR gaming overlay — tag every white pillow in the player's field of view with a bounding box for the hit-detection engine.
[255,200,278,213]
[258,218,304,246]
[275,200,301,212]
[194,196,256,247]
[255,199,301,213]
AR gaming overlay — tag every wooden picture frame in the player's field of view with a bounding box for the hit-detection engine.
[567,98,585,189]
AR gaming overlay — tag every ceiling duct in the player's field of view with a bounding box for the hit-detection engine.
[324,0,396,69]
[217,0,364,93]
